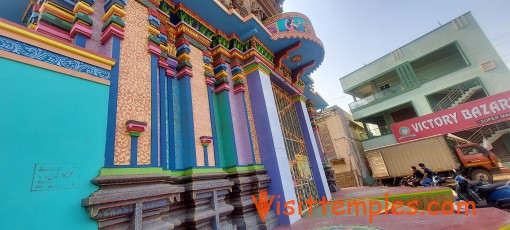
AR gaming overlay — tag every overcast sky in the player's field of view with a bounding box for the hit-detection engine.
[283,0,510,113]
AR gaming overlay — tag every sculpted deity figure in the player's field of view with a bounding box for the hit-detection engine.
[251,0,263,20]
[219,0,232,9]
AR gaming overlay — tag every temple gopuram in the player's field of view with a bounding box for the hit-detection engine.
[0,0,330,229]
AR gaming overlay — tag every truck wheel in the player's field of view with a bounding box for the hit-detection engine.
[470,169,493,182]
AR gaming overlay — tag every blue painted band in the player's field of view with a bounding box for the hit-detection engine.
[130,136,138,166]
[0,35,110,79]
[159,67,168,170]
[178,75,196,168]
[73,34,87,48]
[167,74,177,170]
[150,54,159,167]
[203,146,209,166]
[104,36,121,167]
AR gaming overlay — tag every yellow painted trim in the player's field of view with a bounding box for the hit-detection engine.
[0,50,110,85]
[40,2,75,23]
[0,21,115,68]
[73,1,95,14]
[148,26,160,36]
[465,162,491,167]
[102,5,126,22]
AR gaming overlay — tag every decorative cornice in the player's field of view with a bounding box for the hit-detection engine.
[0,19,115,68]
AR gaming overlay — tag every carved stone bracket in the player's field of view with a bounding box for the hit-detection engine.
[82,174,184,229]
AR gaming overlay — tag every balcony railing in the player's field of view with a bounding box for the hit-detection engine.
[432,78,482,112]
[360,125,393,141]
[349,84,412,112]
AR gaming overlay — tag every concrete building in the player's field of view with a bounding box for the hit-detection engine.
[316,106,369,187]
[340,12,510,164]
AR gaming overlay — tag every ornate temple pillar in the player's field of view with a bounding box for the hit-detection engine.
[102,0,126,167]
[213,56,238,168]
[245,60,300,225]
[293,95,331,200]
[71,1,94,47]
[204,52,220,166]
[167,58,178,170]
[148,14,162,167]
[176,37,197,169]
[230,60,257,165]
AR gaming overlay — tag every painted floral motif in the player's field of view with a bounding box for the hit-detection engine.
[0,35,110,79]
[114,1,152,165]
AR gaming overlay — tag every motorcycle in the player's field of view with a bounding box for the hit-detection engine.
[452,169,510,212]
[432,174,446,186]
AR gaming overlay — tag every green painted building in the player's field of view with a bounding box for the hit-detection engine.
[340,12,510,163]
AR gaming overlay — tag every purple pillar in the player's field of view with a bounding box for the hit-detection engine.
[313,128,327,164]
[294,96,331,200]
[229,63,254,165]
[246,69,300,225]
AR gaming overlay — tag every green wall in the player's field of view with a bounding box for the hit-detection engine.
[0,58,108,229]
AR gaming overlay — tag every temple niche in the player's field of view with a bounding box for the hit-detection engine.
[222,0,283,21]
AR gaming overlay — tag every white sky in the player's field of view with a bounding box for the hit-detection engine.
[283,0,510,113]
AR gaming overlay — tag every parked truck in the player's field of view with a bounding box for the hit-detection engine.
[365,134,507,186]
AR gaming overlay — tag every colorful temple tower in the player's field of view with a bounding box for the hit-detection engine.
[0,0,329,229]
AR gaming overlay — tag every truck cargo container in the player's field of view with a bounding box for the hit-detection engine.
[365,134,506,185]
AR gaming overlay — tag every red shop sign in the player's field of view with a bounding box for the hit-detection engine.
[391,90,510,143]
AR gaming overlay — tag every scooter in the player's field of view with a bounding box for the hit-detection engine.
[453,169,510,212]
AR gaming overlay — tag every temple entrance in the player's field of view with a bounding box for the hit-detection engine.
[272,83,319,214]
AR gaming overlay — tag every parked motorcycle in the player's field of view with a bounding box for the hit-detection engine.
[452,169,510,212]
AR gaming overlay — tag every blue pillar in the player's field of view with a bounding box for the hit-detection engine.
[158,63,168,169]
[104,36,122,167]
[130,135,139,166]
[246,67,300,225]
[150,54,159,166]
[165,58,178,170]
[176,39,196,169]
[294,96,331,200]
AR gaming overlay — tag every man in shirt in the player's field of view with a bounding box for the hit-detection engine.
[405,166,424,187]
[419,163,433,187]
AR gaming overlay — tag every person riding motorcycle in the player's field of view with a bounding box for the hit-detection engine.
[402,166,424,187]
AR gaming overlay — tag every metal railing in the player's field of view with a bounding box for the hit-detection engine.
[433,79,482,112]
[360,125,393,141]
[349,84,407,111]
[467,122,510,144]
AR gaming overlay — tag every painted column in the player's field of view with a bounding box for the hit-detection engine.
[70,1,94,47]
[307,100,327,164]
[126,121,148,166]
[200,136,213,166]
[167,57,181,170]
[158,60,168,169]
[102,0,126,167]
[293,95,331,200]
[245,61,300,225]
[204,53,220,166]
[213,58,238,168]
[231,61,256,165]
[314,128,327,165]
[147,13,162,167]
[176,38,196,169]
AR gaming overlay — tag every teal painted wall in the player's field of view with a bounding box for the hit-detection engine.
[0,58,108,229]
